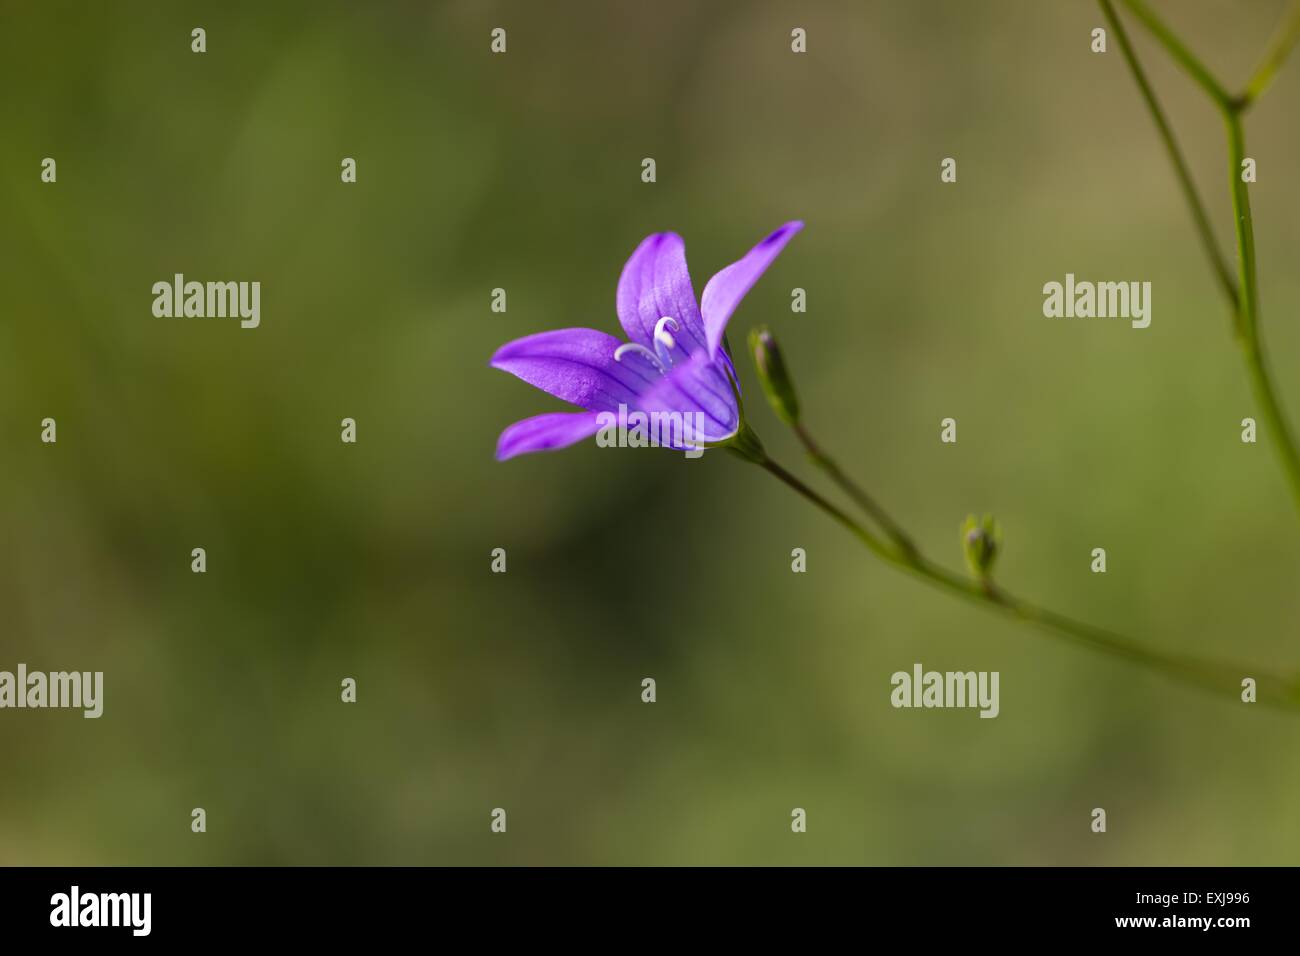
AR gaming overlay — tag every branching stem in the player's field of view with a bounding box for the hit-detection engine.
[1109,0,1300,517]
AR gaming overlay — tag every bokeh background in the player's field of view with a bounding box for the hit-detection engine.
[2,0,1299,865]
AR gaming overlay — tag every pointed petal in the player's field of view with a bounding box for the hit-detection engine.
[490,328,651,412]
[636,352,740,444]
[701,221,803,358]
[616,232,707,354]
[495,411,605,461]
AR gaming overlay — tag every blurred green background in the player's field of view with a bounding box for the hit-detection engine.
[2,0,1299,865]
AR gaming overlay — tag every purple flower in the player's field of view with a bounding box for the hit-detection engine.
[490,221,803,460]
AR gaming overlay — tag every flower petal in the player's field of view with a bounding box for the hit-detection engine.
[490,328,651,412]
[495,411,605,461]
[616,232,707,355]
[636,352,740,444]
[701,221,803,358]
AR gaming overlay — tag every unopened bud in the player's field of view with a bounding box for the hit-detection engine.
[961,514,1002,578]
[749,326,800,426]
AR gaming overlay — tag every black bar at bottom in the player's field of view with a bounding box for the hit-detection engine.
[0,866,1277,941]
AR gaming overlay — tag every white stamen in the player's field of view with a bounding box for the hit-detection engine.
[614,342,666,375]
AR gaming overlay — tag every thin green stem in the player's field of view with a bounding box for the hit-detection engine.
[791,422,919,558]
[1222,74,1300,516]
[753,451,1300,710]
[757,457,897,564]
[1119,0,1234,109]
[1099,0,1238,313]
[1241,0,1300,109]
[1240,342,1300,514]
[1224,111,1258,336]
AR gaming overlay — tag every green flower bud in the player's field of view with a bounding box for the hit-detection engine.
[961,514,1002,579]
[749,326,800,426]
